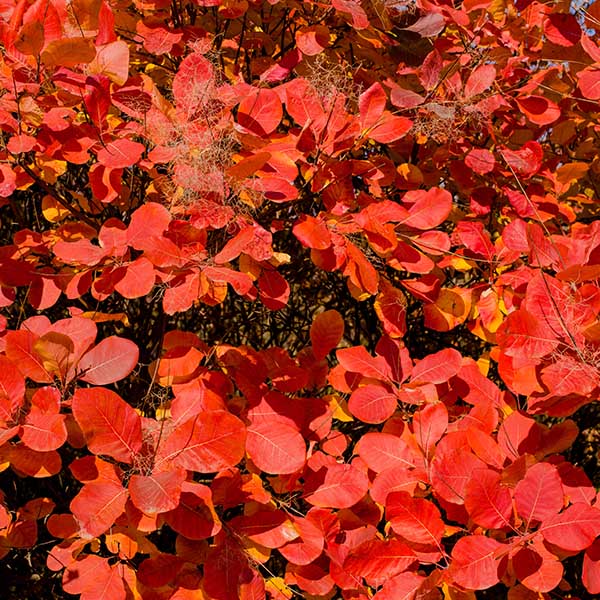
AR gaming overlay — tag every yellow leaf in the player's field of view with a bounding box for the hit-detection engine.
[476,355,490,376]
[38,158,67,184]
[270,252,291,266]
[442,582,476,599]
[266,578,294,599]
[79,311,130,326]
[239,255,260,280]
[42,195,70,223]
[154,403,171,421]
[327,394,354,422]
[489,0,507,22]
[240,539,270,563]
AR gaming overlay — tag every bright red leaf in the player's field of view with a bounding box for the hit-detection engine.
[72,388,142,463]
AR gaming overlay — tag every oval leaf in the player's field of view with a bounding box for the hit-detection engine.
[72,388,142,463]
[78,336,139,385]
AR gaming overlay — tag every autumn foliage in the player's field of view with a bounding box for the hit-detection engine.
[1,0,600,597]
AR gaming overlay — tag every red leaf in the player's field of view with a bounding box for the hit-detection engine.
[516,95,560,126]
[295,25,329,56]
[544,13,580,47]
[5,331,53,383]
[21,408,67,452]
[336,346,391,381]
[0,164,16,197]
[0,355,25,421]
[97,139,144,169]
[203,539,253,600]
[137,236,184,270]
[310,310,344,360]
[372,571,426,600]
[172,52,213,115]
[162,271,200,314]
[284,78,327,129]
[62,555,125,599]
[258,269,290,310]
[450,535,507,590]
[404,12,445,37]
[463,64,496,99]
[374,280,407,338]
[127,202,172,248]
[78,336,139,385]
[360,83,386,130]
[84,75,111,128]
[356,432,415,472]
[400,187,452,230]
[431,449,486,504]
[501,142,543,177]
[304,462,369,508]
[231,509,299,548]
[70,481,128,538]
[513,545,563,593]
[128,468,186,514]
[226,152,271,179]
[91,40,130,86]
[465,148,495,174]
[114,257,155,299]
[157,410,246,473]
[370,466,422,504]
[540,503,600,551]
[238,88,283,136]
[331,0,369,29]
[163,481,221,540]
[348,384,397,424]
[411,348,462,384]
[577,67,600,100]
[136,21,183,55]
[344,538,417,587]
[279,515,324,566]
[203,266,256,297]
[496,310,559,365]
[293,215,332,250]
[72,388,142,463]
[345,241,379,294]
[214,223,273,264]
[524,272,584,342]
[5,445,61,477]
[583,538,600,594]
[368,113,413,143]
[515,462,564,524]
[412,402,448,456]
[246,420,306,474]
[455,221,495,260]
[497,411,543,460]
[464,469,512,529]
[386,491,444,546]
[8,133,37,153]
[137,554,184,587]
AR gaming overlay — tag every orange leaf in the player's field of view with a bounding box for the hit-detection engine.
[423,288,472,331]
[41,38,96,68]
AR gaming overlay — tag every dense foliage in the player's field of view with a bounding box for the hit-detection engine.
[1,0,600,597]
